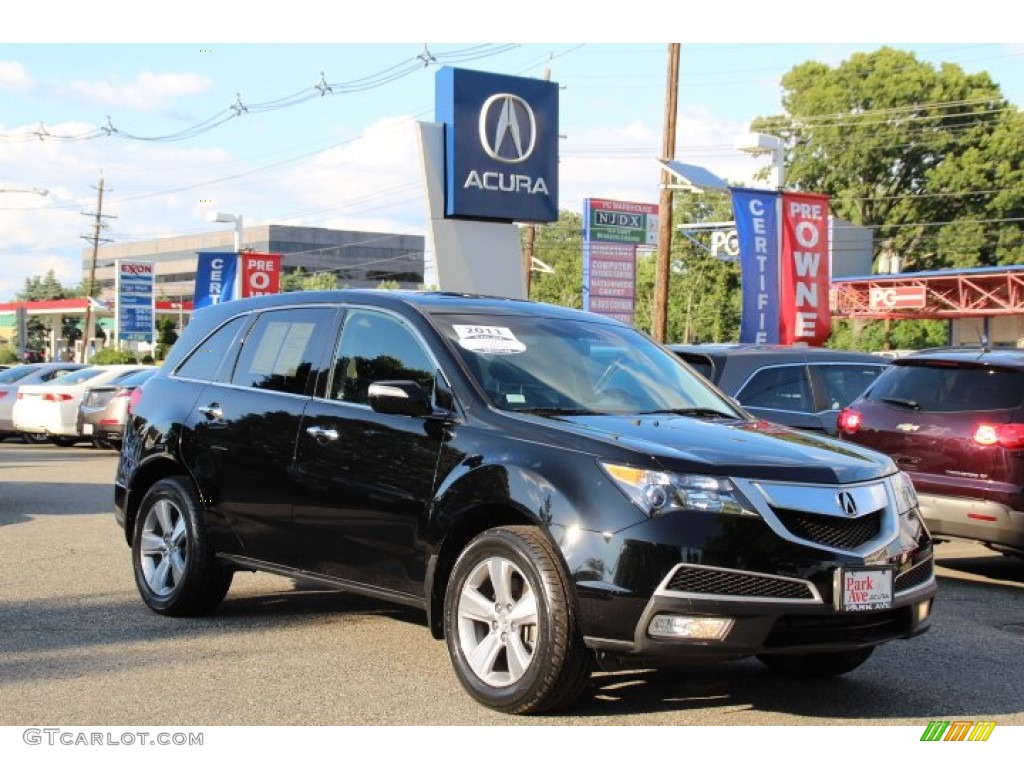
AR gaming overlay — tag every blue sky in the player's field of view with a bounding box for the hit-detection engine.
[1,1,1021,301]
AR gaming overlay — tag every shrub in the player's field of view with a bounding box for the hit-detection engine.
[91,348,139,365]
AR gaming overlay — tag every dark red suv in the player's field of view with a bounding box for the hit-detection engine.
[837,347,1024,557]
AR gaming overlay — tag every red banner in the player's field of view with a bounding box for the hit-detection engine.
[780,192,831,345]
[240,253,282,298]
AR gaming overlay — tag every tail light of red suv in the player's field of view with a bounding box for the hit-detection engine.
[972,422,1024,448]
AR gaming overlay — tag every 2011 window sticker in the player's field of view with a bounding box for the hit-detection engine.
[453,325,526,354]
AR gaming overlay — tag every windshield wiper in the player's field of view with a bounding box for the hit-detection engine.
[639,407,737,420]
[518,407,599,416]
[880,396,921,410]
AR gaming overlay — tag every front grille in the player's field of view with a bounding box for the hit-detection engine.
[773,507,882,550]
[664,566,815,601]
[894,558,934,594]
[764,607,913,648]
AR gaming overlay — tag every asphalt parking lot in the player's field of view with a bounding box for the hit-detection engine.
[1,441,1023,727]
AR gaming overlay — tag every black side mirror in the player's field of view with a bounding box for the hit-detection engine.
[367,380,433,417]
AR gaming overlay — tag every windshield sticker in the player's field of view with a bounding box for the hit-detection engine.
[454,325,526,355]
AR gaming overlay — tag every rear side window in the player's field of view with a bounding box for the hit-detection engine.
[815,364,886,410]
[231,308,334,395]
[176,316,247,382]
[867,363,1024,412]
[675,354,714,381]
[737,365,813,413]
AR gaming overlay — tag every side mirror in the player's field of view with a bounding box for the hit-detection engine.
[367,380,433,417]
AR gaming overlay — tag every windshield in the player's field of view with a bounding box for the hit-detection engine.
[0,366,38,384]
[434,313,743,418]
[43,367,105,386]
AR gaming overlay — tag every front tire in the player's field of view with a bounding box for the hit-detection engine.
[757,647,875,678]
[132,476,232,616]
[443,526,592,714]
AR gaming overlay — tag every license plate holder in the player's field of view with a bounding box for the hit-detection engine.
[836,567,893,612]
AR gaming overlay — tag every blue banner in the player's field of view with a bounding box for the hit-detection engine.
[194,252,238,309]
[731,188,781,344]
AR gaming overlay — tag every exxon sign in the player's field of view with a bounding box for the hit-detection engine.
[436,67,559,223]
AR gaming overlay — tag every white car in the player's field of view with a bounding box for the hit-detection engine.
[12,365,152,446]
[0,362,87,442]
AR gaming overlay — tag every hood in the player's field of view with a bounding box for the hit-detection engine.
[544,413,895,484]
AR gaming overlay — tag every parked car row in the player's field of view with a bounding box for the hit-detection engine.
[0,362,155,448]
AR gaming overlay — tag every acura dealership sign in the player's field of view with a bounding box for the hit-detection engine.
[436,67,559,222]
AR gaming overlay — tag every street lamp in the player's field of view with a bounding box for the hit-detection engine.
[207,210,243,253]
[736,132,785,189]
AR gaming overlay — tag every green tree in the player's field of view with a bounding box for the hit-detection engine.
[752,47,1024,271]
[17,269,76,302]
[281,267,338,292]
[155,316,179,361]
[526,212,584,309]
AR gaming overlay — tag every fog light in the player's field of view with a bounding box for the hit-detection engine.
[916,599,932,623]
[648,614,734,640]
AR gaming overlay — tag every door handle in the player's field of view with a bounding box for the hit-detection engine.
[197,404,223,420]
[306,426,339,442]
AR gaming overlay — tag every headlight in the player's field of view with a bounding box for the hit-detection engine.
[891,471,919,514]
[600,462,757,517]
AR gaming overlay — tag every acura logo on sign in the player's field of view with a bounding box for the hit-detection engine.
[837,491,858,517]
[479,93,536,163]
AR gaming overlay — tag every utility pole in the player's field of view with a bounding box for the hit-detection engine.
[81,173,115,362]
[653,43,680,343]
[523,54,554,299]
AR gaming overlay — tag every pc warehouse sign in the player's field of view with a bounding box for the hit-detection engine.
[436,67,559,223]
[581,198,657,324]
[115,260,155,343]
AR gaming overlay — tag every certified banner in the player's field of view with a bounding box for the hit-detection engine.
[731,188,780,344]
[194,252,238,309]
[780,192,831,345]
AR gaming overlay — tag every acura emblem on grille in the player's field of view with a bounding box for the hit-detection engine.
[837,491,858,517]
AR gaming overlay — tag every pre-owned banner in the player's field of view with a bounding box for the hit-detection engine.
[731,188,780,344]
[240,253,282,298]
[780,192,831,345]
[194,251,238,309]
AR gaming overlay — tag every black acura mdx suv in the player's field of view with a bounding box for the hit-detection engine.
[115,290,936,714]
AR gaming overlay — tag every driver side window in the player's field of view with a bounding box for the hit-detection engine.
[329,309,435,405]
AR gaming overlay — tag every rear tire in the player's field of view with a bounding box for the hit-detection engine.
[49,436,78,447]
[757,647,875,678]
[443,526,592,714]
[132,476,232,616]
[22,432,48,444]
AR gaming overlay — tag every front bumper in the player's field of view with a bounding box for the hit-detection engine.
[559,504,936,662]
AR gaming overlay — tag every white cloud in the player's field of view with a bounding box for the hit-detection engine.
[0,61,34,93]
[60,71,213,112]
